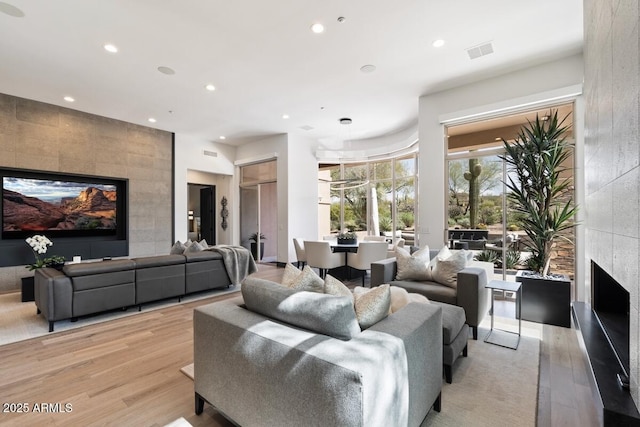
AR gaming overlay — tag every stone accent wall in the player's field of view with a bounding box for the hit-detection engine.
[584,0,640,406]
[0,94,173,292]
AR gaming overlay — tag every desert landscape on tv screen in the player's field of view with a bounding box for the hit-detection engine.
[2,177,117,232]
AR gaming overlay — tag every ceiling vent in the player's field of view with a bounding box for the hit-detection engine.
[203,150,218,157]
[466,42,494,60]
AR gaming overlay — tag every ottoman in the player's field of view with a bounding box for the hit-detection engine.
[432,301,469,383]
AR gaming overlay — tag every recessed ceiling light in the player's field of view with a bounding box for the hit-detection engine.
[205,84,216,91]
[339,117,352,125]
[311,23,324,34]
[0,2,24,17]
[360,64,376,73]
[157,66,175,75]
[63,96,75,103]
[432,39,445,48]
[337,16,346,23]
[148,118,157,123]
[219,136,226,140]
[103,44,118,53]
[282,114,290,119]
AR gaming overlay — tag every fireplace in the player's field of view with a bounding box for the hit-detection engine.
[572,262,639,425]
[592,261,630,382]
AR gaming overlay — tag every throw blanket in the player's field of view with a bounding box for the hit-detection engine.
[207,245,258,285]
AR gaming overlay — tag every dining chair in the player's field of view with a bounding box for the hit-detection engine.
[347,241,389,286]
[304,240,345,279]
[293,238,307,269]
[387,237,406,258]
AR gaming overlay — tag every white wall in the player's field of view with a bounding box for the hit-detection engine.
[236,133,318,264]
[286,134,319,262]
[418,53,585,282]
[173,134,236,244]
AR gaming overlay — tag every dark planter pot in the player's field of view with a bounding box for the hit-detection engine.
[515,270,571,328]
[49,263,65,271]
[250,242,264,260]
[337,238,357,245]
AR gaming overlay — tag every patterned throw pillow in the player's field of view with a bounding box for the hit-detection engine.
[352,284,391,329]
[281,263,302,287]
[324,274,353,302]
[395,246,431,281]
[432,249,470,288]
[288,265,324,293]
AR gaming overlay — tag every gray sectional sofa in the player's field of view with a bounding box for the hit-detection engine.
[34,251,232,332]
[371,249,492,340]
[194,277,443,427]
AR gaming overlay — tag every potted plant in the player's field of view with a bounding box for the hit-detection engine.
[248,232,266,260]
[336,230,357,245]
[500,110,577,327]
[22,235,66,302]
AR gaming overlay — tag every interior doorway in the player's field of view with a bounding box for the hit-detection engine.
[239,160,278,263]
[187,183,216,245]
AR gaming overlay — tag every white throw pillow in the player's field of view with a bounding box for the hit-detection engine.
[395,246,431,281]
[432,249,470,288]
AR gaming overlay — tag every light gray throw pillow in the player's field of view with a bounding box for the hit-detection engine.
[170,240,186,255]
[395,246,432,281]
[242,277,361,340]
[433,249,469,288]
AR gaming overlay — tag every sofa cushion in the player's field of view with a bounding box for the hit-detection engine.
[324,274,353,301]
[184,251,222,262]
[390,280,458,305]
[433,250,470,288]
[352,284,391,329]
[431,302,467,345]
[62,259,135,277]
[133,254,185,268]
[395,246,431,281]
[241,277,361,340]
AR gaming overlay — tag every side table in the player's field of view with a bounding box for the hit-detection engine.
[21,276,35,302]
[485,280,522,350]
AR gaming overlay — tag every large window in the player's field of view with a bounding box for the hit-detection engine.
[446,103,576,281]
[319,153,418,244]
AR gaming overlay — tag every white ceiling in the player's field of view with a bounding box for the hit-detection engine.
[0,0,583,148]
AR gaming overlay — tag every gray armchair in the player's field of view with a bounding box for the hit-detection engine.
[371,249,492,340]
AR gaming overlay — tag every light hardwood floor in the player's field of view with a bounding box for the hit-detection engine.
[0,264,601,426]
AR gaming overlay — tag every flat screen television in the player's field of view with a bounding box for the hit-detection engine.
[1,168,127,239]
